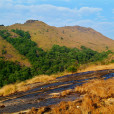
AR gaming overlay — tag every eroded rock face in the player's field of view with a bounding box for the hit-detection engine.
[25,20,39,24]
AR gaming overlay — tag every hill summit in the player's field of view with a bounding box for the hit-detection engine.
[25,20,39,24]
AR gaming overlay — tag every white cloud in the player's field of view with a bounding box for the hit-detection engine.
[0,3,102,20]
[78,7,102,15]
[0,2,102,25]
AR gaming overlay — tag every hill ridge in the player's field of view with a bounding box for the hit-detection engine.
[0,20,114,52]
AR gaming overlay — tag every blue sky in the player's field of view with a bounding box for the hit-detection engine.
[0,0,114,39]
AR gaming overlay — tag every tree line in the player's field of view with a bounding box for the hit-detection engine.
[0,29,111,87]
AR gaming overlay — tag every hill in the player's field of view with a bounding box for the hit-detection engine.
[0,20,113,52]
[0,20,113,87]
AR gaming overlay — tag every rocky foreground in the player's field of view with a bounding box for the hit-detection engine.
[0,69,114,113]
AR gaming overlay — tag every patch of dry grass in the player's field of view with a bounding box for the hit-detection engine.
[60,89,73,97]
[78,63,114,73]
[75,79,114,98]
[25,71,72,85]
[0,82,30,96]
[26,75,55,84]
[26,78,114,114]
[0,84,16,96]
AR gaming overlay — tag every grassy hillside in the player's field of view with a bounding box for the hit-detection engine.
[1,20,113,52]
[0,36,30,67]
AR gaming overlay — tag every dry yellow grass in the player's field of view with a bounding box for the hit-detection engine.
[26,75,55,84]
[52,74,114,98]
[78,63,114,73]
[0,84,16,96]
[75,79,114,98]
[25,71,73,84]
[60,89,73,97]
[27,78,114,114]
[0,82,30,96]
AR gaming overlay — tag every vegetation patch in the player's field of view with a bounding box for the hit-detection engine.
[0,29,112,88]
[0,60,32,87]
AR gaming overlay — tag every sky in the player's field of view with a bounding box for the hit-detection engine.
[0,0,114,39]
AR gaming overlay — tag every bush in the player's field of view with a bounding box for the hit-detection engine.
[2,49,7,54]
[67,66,77,73]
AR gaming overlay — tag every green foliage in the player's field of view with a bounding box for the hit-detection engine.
[2,49,7,55]
[0,29,112,87]
[0,30,11,39]
[111,60,114,63]
[106,46,108,50]
[67,66,77,73]
[0,60,32,87]
[11,29,31,39]
[46,29,49,32]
